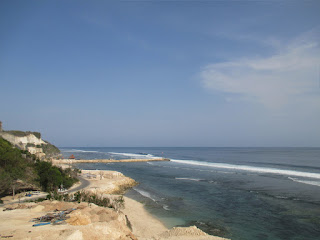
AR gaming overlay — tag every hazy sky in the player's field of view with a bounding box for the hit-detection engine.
[1,1,319,147]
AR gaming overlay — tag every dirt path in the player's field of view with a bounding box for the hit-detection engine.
[66,176,90,193]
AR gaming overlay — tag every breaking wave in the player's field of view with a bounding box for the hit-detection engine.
[163,204,170,211]
[108,152,158,159]
[175,177,205,182]
[133,187,170,210]
[62,149,100,153]
[171,159,320,179]
[133,187,158,202]
[288,177,320,187]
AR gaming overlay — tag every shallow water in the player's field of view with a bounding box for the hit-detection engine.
[61,147,320,240]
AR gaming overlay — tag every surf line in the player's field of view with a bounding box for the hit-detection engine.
[171,159,320,179]
[56,158,170,164]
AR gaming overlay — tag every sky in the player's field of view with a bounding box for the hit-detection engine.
[0,0,319,147]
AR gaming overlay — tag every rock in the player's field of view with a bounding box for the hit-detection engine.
[66,230,83,240]
[90,214,100,223]
[66,212,92,226]
[159,226,208,237]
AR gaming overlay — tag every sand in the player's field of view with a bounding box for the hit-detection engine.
[122,196,229,240]
[122,196,167,239]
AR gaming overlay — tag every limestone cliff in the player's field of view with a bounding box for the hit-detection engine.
[0,123,60,159]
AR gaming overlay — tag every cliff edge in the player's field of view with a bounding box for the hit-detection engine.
[0,121,60,159]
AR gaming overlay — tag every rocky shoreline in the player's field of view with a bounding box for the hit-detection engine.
[0,167,229,240]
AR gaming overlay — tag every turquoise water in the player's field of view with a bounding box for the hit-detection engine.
[61,147,320,240]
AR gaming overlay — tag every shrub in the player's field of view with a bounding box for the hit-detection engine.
[42,142,60,156]
[35,161,78,192]
[72,190,122,209]
[0,137,77,196]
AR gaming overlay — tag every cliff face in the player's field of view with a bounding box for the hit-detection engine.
[0,132,46,148]
[0,130,60,159]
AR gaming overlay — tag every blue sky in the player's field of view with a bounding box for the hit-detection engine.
[1,1,319,147]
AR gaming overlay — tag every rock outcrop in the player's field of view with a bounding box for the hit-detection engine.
[80,170,138,195]
[0,131,46,147]
[0,123,60,159]
[0,201,136,240]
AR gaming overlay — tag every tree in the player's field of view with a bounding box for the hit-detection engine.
[0,168,12,195]
[0,137,78,195]
[36,161,63,192]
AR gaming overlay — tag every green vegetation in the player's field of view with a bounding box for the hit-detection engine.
[35,161,78,192]
[0,138,36,195]
[42,141,61,156]
[26,143,36,148]
[46,190,125,210]
[3,130,61,157]
[0,137,77,196]
[4,130,41,139]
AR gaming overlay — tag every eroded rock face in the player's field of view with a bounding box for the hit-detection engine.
[0,132,46,149]
[0,201,136,240]
[66,211,92,226]
[0,129,60,159]
[80,170,138,195]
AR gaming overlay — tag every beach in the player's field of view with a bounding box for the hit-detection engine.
[74,169,229,240]
[0,167,228,240]
[6,145,320,240]
[63,147,320,240]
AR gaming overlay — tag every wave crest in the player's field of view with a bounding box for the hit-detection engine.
[62,149,100,153]
[171,159,320,179]
[108,152,158,159]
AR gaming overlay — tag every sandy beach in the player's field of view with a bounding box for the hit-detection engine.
[0,167,229,240]
[77,169,229,239]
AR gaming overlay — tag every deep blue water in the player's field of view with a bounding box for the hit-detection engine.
[61,147,320,240]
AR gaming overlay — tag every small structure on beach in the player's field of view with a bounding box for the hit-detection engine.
[69,154,75,160]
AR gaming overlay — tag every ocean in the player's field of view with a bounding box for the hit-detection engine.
[60,147,320,240]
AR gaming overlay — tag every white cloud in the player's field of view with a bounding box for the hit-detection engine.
[201,33,320,108]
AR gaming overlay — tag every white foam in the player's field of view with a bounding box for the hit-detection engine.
[133,187,157,202]
[288,177,320,187]
[63,149,100,153]
[175,177,204,182]
[171,159,320,179]
[275,195,289,199]
[108,152,158,159]
[163,205,170,211]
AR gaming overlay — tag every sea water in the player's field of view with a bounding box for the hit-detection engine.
[61,147,320,240]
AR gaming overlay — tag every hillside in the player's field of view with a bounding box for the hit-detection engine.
[0,137,78,197]
[0,122,60,159]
